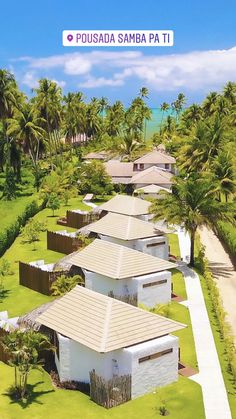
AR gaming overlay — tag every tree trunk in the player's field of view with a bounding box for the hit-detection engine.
[190,229,196,267]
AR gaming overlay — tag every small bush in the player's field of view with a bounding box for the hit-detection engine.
[216,221,236,258]
[199,244,236,384]
[0,200,41,257]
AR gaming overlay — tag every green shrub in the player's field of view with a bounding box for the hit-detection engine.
[199,245,236,383]
[216,221,236,258]
[0,200,41,256]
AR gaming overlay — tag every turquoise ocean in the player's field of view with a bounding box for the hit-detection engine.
[146,108,173,139]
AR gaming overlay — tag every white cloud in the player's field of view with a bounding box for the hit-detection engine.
[78,76,124,88]
[52,79,66,88]
[21,71,38,88]
[17,46,236,92]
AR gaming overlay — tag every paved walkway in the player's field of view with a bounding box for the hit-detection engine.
[177,231,232,419]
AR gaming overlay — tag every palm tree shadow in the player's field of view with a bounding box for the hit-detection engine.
[4,381,55,409]
[0,288,11,301]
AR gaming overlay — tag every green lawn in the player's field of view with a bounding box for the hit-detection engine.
[0,195,38,232]
[168,233,181,258]
[172,268,187,300]
[0,201,205,418]
[0,363,204,419]
[170,302,198,370]
[1,197,90,317]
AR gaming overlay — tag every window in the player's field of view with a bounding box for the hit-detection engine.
[139,348,173,363]
[143,279,167,288]
[146,242,165,248]
[165,163,170,170]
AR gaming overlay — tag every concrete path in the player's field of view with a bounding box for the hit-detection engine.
[177,231,232,419]
[199,226,236,343]
[176,226,191,263]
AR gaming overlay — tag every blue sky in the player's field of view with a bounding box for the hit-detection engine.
[1,0,236,106]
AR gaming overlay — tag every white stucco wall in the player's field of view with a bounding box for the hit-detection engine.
[84,269,171,308]
[56,333,179,400]
[124,334,179,398]
[56,332,131,383]
[133,270,171,307]
[135,236,169,260]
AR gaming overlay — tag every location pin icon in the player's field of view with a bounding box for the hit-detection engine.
[67,34,73,42]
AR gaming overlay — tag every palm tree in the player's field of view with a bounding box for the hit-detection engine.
[212,151,236,202]
[223,81,236,105]
[171,93,186,122]
[180,117,225,172]
[33,79,63,161]
[0,70,20,198]
[150,177,235,266]
[7,104,46,190]
[51,274,84,296]
[63,92,86,144]
[2,329,53,399]
[100,96,108,120]
[181,104,202,128]
[202,91,218,116]
[216,96,230,117]
[160,102,170,129]
[139,87,149,99]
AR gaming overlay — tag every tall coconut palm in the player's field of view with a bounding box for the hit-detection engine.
[0,70,21,198]
[63,92,86,144]
[160,102,170,129]
[181,104,202,128]
[180,117,225,172]
[171,93,186,122]
[223,81,236,105]
[33,79,63,161]
[139,87,149,99]
[100,96,108,120]
[212,151,236,202]
[105,101,125,138]
[7,104,46,190]
[150,177,235,266]
[202,91,219,116]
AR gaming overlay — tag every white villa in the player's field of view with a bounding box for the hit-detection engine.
[98,194,151,221]
[36,286,185,400]
[86,212,169,260]
[103,147,176,189]
[69,239,175,307]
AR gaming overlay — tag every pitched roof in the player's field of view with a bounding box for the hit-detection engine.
[68,239,176,279]
[134,149,176,164]
[37,286,185,352]
[84,151,108,160]
[86,212,165,240]
[86,212,163,240]
[104,161,134,177]
[98,194,150,216]
[130,166,173,185]
[135,184,171,194]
